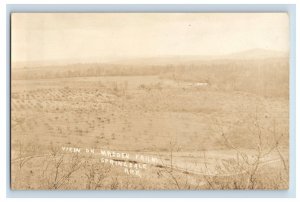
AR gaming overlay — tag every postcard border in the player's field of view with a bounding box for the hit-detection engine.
[6,4,296,198]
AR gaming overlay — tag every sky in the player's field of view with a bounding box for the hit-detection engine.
[11,13,289,64]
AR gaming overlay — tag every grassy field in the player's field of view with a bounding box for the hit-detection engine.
[11,58,289,190]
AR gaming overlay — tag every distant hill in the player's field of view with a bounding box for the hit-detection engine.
[226,49,289,60]
[11,49,289,69]
[111,49,289,66]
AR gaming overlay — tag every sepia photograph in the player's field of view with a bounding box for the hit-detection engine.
[10,13,289,190]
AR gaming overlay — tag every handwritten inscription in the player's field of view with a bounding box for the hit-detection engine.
[61,146,160,177]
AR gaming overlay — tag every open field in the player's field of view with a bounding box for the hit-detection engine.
[11,58,289,190]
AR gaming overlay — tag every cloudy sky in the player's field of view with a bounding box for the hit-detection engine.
[11,13,289,63]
